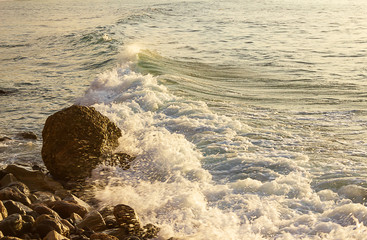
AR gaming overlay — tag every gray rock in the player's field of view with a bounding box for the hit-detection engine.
[41,105,123,181]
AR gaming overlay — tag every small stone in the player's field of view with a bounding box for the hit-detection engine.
[76,210,106,232]
[3,200,33,215]
[0,213,23,236]
[113,204,141,235]
[0,200,8,220]
[35,214,70,238]
[140,223,160,239]
[90,233,119,240]
[43,230,70,240]
[0,187,31,206]
[49,200,88,219]
[0,173,18,188]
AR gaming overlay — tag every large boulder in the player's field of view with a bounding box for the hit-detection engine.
[42,105,125,181]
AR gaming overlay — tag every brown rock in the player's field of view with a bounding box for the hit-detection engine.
[7,181,31,196]
[90,233,119,240]
[3,200,33,215]
[31,191,61,205]
[43,230,70,240]
[49,200,88,219]
[76,210,106,232]
[35,214,70,238]
[16,132,37,140]
[0,200,8,220]
[32,203,60,218]
[140,224,160,239]
[69,213,83,225]
[0,187,31,206]
[4,164,64,192]
[0,174,18,188]
[0,213,23,236]
[113,204,141,235]
[63,195,93,212]
[41,105,123,181]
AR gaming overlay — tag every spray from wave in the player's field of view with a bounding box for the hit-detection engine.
[75,46,367,240]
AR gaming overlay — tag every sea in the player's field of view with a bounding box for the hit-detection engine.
[1,0,367,239]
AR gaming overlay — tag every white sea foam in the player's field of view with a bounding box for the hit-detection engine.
[76,55,367,239]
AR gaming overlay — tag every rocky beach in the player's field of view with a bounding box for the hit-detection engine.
[0,105,165,240]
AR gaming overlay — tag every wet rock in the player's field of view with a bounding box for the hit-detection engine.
[4,164,64,192]
[140,224,160,239]
[44,230,70,240]
[35,214,70,238]
[0,174,18,188]
[0,213,23,236]
[113,204,141,235]
[90,233,119,240]
[338,185,367,204]
[0,187,31,206]
[0,231,3,238]
[0,200,8,220]
[16,132,37,140]
[49,200,88,219]
[76,210,106,232]
[3,200,33,215]
[41,105,123,181]
[0,136,12,142]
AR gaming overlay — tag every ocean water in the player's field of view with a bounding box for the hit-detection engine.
[1,0,367,239]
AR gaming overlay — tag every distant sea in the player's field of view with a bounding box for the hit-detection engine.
[1,0,367,239]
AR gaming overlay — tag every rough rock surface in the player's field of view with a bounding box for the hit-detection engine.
[41,105,124,181]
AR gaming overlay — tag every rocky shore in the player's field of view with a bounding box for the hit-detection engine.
[0,105,173,240]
